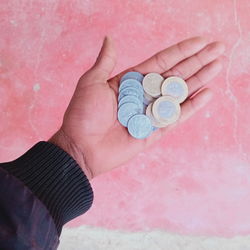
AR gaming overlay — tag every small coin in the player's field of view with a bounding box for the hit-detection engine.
[152,96,181,125]
[119,79,143,93]
[120,71,144,83]
[118,95,143,110]
[118,102,143,127]
[161,76,188,103]
[118,87,144,103]
[142,73,164,98]
[146,103,168,128]
[143,92,155,105]
[127,114,152,139]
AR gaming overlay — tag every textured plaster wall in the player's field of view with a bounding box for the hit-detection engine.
[1,0,250,249]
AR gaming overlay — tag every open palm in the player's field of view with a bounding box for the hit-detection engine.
[49,37,225,180]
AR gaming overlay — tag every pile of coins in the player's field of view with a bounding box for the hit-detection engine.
[117,72,188,139]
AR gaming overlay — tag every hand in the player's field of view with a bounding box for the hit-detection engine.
[49,36,225,180]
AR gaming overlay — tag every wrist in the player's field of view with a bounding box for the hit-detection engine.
[48,129,94,180]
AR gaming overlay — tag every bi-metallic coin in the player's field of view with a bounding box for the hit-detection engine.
[161,76,188,103]
[152,96,181,125]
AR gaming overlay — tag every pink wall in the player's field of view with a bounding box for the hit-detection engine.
[1,0,250,237]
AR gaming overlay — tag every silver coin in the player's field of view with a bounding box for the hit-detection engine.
[118,87,144,103]
[120,71,144,83]
[127,114,152,139]
[118,102,143,127]
[119,79,143,93]
[118,95,143,110]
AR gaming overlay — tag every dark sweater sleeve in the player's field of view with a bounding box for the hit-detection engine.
[0,141,94,250]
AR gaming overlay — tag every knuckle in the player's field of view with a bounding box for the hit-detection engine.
[170,67,184,77]
[155,53,168,72]
[176,42,187,58]
[193,54,204,68]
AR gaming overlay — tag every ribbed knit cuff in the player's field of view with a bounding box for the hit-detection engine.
[1,141,94,235]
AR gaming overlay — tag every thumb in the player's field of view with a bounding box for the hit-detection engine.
[89,36,117,83]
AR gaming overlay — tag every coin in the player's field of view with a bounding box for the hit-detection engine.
[119,79,144,93]
[120,71,144,83]
[161,76,188,103]
[143,92,156,105]
[142,73,164,98]
[118,87,144,103]
[127,114,152,139]
[146,103,168,128]
[118,72,184,139]
[118,102,143,127]
[144,92,155,101]
[118,95,143,110]
[152,96,181,125]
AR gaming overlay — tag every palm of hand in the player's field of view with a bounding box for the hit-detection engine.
[62,78,149,178]
[54,37,225,179]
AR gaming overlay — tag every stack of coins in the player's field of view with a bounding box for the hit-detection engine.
[117,72,188,139]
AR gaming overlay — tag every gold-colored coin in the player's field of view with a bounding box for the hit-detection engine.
[142,73,164,98]
[161,76,188,103]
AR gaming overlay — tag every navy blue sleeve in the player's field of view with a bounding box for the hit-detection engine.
[0,141,94,250]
